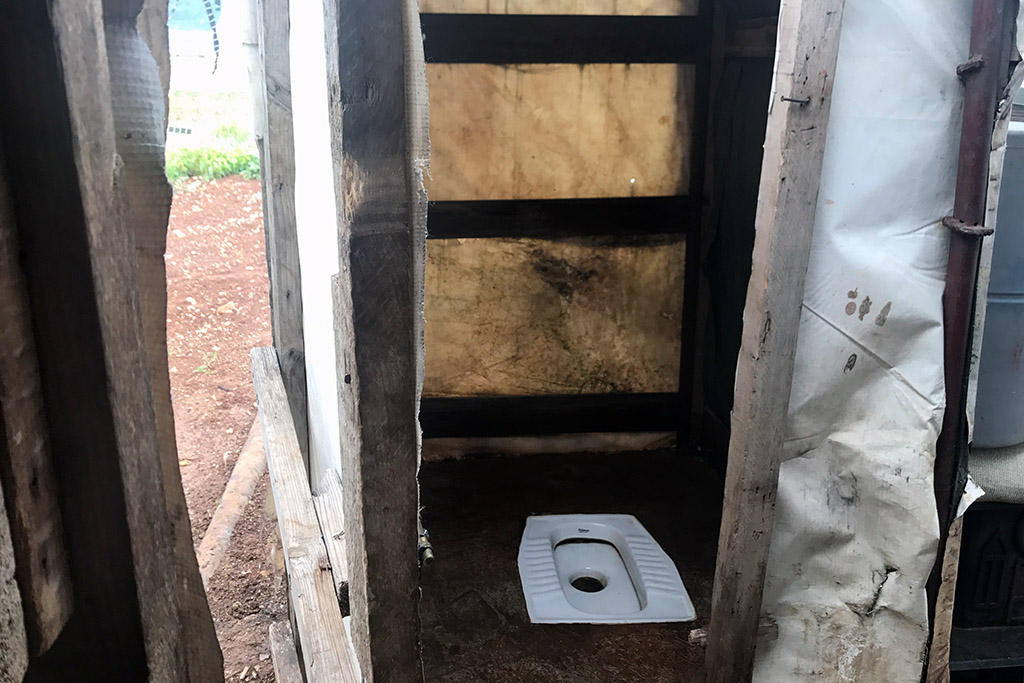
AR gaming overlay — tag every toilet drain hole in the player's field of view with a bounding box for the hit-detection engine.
[571,575,606,593]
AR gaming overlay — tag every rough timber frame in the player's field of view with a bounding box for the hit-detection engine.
[0,0,220,677]
[277,0,847,679]
[325,0,425,680]
[252,0,309,465]
[706,0,846,680]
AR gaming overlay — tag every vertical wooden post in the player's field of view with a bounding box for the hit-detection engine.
[252,348,360,683]
[0,0,195,676]
[104,0,223,678]
[678,0,714,453]
[326,0,424,679]
[251,0,309,464]
[0,136,74,656]
[705,1,845,680]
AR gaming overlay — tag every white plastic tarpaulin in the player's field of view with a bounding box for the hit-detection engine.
[754,2,1023,680]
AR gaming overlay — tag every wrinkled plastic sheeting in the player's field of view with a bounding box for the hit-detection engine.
[754,2,980,679]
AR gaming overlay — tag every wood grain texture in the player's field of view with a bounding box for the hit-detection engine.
[136,0,170,114]
[705,1,846,680]
[252,347,360,683]
[0,138,73,655]
[325,0,423,679]
[255,0,309,463]
[268,621,303,683]
[53,1,185,676]
[103,1,223,678]
[426,63,693,201]
[925,515,963,682]
[313,470,350,615]
[0,0,188,677]
[424,237,685,397]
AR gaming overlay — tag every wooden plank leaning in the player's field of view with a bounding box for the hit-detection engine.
[314,469,350,616]
[252,347,359,683]
[705,1,846,680]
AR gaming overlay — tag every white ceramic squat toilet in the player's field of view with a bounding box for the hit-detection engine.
[517,514,695,624]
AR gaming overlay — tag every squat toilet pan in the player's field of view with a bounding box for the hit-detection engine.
[517,514,695,624]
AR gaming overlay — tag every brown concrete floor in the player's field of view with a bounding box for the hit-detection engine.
[418,449,722,682]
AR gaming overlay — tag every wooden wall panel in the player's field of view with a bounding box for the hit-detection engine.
[424,237,685,396]
[105,1,223,677]
[0,138,73,656]
[254,0,309,464]
[426,63,693,200]
[425,60,693,399]
[0,0,193,676]
[325,0,423,679]
[420,0,697,15]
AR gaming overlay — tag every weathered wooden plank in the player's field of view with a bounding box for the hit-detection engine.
[197,419,267,585]
[925,515,964,682]
[253,0,309,464]
[0,137,73,655]
[313,470,350,615]
[104,1,224,678]
[325,0,423,679]
[137,0,170,112]
[426,62,692,202]
[252,347,360,683]
[424,236,686,399]
[0,0,187,676]
[705,1,846,681]
[268,621,303,683]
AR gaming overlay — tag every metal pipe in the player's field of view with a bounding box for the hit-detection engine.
[929,0,1014,622]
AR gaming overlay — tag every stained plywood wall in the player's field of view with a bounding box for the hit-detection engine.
[426,237,685,396]
[424,60,694,397]
[428,64,692,200]
[288,1,699,474]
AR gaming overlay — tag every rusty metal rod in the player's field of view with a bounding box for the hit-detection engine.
[929,0,1014,624]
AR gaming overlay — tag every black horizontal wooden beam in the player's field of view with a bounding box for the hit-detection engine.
[419,393,679,438]
[421,14,704,64]
[427,196,699,239]
[950,626,1024,671]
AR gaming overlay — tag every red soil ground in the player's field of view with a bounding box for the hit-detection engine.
[166,175,286,682]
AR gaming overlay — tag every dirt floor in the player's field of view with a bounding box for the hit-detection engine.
[167,175,286,682]
[419,450,721,682]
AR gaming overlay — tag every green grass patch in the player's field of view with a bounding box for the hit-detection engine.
[166,121,260,181]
